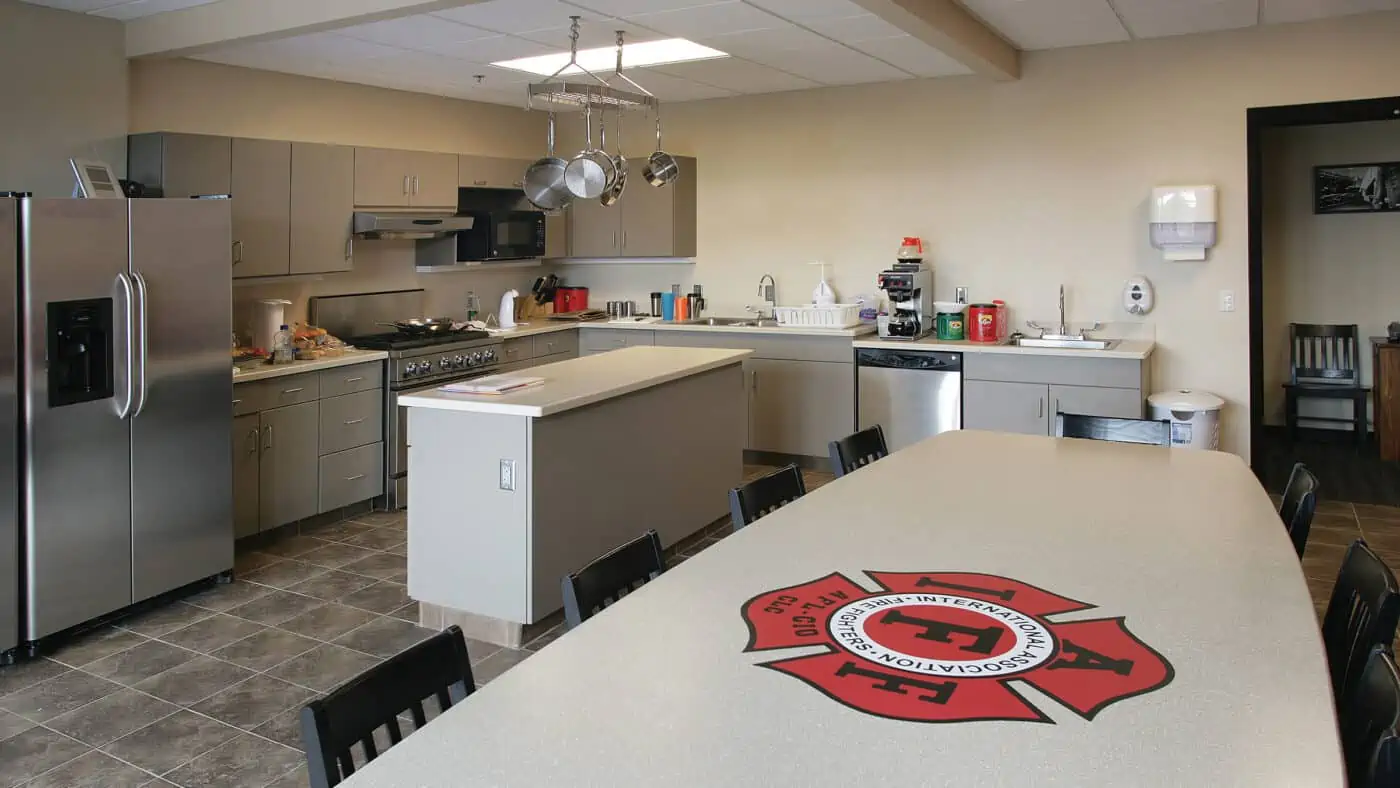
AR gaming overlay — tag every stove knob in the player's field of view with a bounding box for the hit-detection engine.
[483,348,497,362]
[453,355,466,369]
[438,357,451,371]
[465,353,479,368]
[470,352,483,366]
[404,362,419,376]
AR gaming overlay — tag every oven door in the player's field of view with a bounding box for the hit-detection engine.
[389,370,498,509]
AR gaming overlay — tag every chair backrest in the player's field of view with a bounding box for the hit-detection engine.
[1341,647,1400,788]
[561,530,665,629]
[1325,541,1400,706]
[1290,323,1361,385]
[729,464,807,531]
[829,425,890,478]
[1054,413,1172,447]
[1279,462,1319,558]
[301,626,475,788]
[1368,734,1400,788]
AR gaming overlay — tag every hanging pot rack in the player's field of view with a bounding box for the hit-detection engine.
[527,18,659,112]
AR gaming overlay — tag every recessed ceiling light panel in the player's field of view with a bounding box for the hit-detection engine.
[493,38,728,77]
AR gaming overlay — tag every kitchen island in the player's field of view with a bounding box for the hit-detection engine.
[399,345,752,646]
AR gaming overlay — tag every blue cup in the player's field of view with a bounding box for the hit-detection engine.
[661,292,676,321]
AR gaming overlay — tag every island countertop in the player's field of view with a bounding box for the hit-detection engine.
[398,346,753,418]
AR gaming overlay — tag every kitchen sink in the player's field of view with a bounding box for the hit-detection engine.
[681,317,780,328]
[1013,337,1119,350]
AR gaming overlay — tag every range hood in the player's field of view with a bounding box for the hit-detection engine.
[352,212,473,240]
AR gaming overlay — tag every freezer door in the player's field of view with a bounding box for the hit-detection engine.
[22,199,133,640]
[130,199,233,603]
[0,200,18,654]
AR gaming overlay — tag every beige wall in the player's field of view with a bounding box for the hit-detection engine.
[1261,120,1400,429]
[647,10,1400,457]
[129,58,551,334]
[0,0,127,197]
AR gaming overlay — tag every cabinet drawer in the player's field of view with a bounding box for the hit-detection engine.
[320,442,384,513]
[319,389,383,454]
[964,354,1142,389]
[534,331,578,358]
[502,336,536,364]
[319,362,383,398]
[232,388,260,417]
[580,329,654,352]
[233,373,319,413]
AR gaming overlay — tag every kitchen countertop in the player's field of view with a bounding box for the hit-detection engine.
[232,349,388,383]
[398,346,752,418]
[852,335,1155,360]
[493,319,875,339]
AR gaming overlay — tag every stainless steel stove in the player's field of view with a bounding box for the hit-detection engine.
[311,290,506,510]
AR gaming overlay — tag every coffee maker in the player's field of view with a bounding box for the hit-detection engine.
[877,262,933,340]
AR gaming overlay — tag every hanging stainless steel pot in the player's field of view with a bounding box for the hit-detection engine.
[523,112,572,211]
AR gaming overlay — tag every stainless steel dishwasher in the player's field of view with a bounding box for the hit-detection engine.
[856,348,962,452]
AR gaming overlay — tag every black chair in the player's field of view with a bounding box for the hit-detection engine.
[561,530,665,629]
[1284,323,1369,446]
[729,464,806,531]
[1340,647,1400,788]
[1279,462,1319,558]
[829,425,889,478]
[301,626,475,788]
[1324,541,1400,706]
[1054,413,1172,446]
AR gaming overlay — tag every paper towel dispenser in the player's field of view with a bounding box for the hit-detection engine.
[1151,185,1217,261]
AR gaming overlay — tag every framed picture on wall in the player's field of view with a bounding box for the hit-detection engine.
[1314,162,1400,214]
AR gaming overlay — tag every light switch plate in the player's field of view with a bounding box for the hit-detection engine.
[499,459,516,491]
[1219,290,1235,312]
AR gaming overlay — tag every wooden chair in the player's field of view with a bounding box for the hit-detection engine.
[1054,413,1172,447]
[1340,647,1400,788]
[729,465,806,531]
[1324,541,1400,707]
[829,425,889,478]
[561,530,665,629]
[1279,462,1319,558]
[1284,323,1369,446]
[301,626,475,787]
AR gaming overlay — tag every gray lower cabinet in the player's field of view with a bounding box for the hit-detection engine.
[580,329,654,355]
[232,414,261,539]
[258,401,320,528]
[320,443,383,513]
[748,358,855,457]
[1049,384,1142,421]
[963,380,1050,436]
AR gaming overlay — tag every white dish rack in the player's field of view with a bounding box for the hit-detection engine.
[773,304,862,329]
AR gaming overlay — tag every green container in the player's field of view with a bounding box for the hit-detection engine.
[936,311,966,340]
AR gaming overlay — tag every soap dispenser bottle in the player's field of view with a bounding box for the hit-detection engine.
[811,262,836,306]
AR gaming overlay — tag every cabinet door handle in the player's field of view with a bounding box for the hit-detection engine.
[613,338,626,344]
[474,179,487,186]
[345,236,354,260]
[282,387,305,395]
[611,230,617,248]
[622,231,627,248]
[753,370,760,394]
[412,175,420,195]
[232,398,242,406]
[345,377,364,383]
[232,240,243,265]
[506,347,519,356]
[513,180,523,188]
[343,418,366,425]
[245,428,259,455]
[1038,398,1045,419]
[263,425,273,450]
[1054,398,1060,415]
[344,474,366,482]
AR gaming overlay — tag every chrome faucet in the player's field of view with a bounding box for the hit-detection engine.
[1057,285,1069,337]
[1028,285,1100,340]
[754,274,777,319]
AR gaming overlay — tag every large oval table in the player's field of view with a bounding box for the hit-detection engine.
[343,430,1344,787]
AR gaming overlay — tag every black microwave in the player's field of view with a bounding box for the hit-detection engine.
[456,210,546,261]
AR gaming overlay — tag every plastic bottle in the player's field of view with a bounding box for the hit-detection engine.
[811,262,836,306]
[272,324,295,364]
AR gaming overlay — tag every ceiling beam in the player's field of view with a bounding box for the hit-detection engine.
[126,0,490,58]
[849,0,1020,81]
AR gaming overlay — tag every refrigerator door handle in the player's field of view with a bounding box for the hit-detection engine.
[132,271,150,418]
[116,272,137,420]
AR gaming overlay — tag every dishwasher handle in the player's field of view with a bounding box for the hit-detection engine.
[856,348,962,371]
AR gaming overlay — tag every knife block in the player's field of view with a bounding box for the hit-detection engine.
[516,299,553,322]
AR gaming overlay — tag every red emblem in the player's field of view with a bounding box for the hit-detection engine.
[741,571,1174,724]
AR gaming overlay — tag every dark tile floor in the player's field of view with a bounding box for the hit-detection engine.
[8,464,1373,787]
[1258,428,1400,506]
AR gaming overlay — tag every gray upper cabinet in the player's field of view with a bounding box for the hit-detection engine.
[964,380,1049,436]
[258,401,320,529]
[565,155,697,259]
[231,138,292,278]
[354,148,457,208]
[568,196,620,258]
[459,155,527,189]
[290,142,354,275]
[129,132,232,198]
[620,177,675,257]
[411,151,459,208]
[232,413,260,540]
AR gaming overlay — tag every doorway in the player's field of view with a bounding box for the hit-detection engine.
[1248,96,1400,503]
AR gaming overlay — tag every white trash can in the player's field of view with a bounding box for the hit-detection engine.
[1148,390,1224,450]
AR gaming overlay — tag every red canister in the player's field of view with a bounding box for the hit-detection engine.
[968,304,999,343]
[993,300,1008,340]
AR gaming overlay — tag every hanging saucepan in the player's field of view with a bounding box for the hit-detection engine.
[601,104,628,207]
[565,100,614,199]
[643,110,680,187]
[523,112,571,211]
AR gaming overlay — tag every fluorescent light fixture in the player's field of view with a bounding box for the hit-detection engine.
[492,38,728,76]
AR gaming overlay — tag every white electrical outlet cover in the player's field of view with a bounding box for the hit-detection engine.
[1123,276,1154,316]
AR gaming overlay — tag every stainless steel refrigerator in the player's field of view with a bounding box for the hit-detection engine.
[0,199,17,661]
[5,196,233,656]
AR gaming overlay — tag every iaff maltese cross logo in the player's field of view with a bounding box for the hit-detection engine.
[741,571,1174,724]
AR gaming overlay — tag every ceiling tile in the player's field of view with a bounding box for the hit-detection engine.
[801,13,907,43]
[958,0,1129,49]
[652,57,820,93]
[336,15,496,50]
[431,0,609,35]
[851,35,972,77]
[620,67,738,100]
[742,0,869,22]
[412,35,559,63]
[1113,0,1258,38]
[514,18,665,49]
[18,0,123,11]
[626,1,785,38]
[567,0,730,16]
[744,43,911,84]
[697,25,832,58]
[89,0,218,18]
[1261,0,1400,23]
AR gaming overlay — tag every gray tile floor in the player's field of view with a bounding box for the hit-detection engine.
[0,466,833,788]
